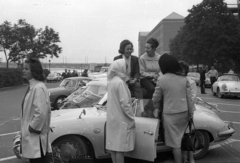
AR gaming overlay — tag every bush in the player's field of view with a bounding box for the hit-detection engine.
[0,68,25,88]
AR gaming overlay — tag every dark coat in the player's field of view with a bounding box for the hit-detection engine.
[200,70,206,81]
[113,55,140,79]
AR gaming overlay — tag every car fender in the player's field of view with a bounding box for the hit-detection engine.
[194,105,229,142]
[50,108,108,158]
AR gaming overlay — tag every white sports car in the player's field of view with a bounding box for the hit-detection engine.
[212,73,240,98]
[49,94,234,162]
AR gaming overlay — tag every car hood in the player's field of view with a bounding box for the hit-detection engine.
[48,87,66,93]
[51,107,106,122]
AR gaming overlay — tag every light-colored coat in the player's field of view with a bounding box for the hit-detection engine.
[152,73,194,115]
[21,79,52,159]
[106,59,135,152]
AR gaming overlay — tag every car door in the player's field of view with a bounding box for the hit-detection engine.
[124,117,159,162]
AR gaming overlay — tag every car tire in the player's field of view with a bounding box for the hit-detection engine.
[193,130,210,160]
[217,88,223,98]
[54,96,67,110]
[52,135,90,162]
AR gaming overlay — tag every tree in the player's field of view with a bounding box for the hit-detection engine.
[169,0,240,72]
[0,21,16,68]
[0,19,62,68]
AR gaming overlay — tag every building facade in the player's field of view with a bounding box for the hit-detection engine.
[138,12,185,57]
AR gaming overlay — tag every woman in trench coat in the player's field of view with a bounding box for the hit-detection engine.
[106,59,135,163]
[21,58,52,163]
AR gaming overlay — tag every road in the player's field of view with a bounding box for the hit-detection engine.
[0,83,240,163]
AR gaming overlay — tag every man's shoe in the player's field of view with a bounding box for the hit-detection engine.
[201,92,207,94]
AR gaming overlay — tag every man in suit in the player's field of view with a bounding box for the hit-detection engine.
[114,40,143,99]
[200,66,207,94]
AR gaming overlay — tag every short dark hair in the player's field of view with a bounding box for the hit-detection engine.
[158,53,181,75]
[179,61,189,76]
[25,58,45,81]
[146,38,159,49]
[118,40,133,54]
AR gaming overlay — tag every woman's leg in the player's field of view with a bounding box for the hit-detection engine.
[173,148,182,163]
[140,78,155,98]
[188,151,195,163]
[116,152,124,163]
[109,151,117,163]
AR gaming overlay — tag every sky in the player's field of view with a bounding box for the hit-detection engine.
[0,0,237,64]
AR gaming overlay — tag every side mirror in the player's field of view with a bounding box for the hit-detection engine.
[79,109,86,119]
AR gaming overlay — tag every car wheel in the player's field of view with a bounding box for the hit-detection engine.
[52,136,90,163]
[193,130,210,160]
[217,88,223,98]
[54,96,67,110]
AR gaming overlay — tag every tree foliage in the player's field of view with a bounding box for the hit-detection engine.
[0,19,62,68]
[169,0,240,72]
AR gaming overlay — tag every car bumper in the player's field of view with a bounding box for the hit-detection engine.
[217,122,235,138]
[221,91,240,96]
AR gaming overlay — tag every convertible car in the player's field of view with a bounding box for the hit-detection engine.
[212,73,240,98]
[48,77,92,110]
[60,79,107,109]
[49,94,234,162]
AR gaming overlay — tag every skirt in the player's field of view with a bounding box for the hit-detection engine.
[163,111,188,148]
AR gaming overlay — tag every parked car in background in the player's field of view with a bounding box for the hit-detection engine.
[49,93,234,162]
[187,72,200,86]
[46,73,61,82]
[212,73,240,98]
[88,67,109,79]
[205,73,211,88]
[56,73,63,81]
[48,77,92,110]
[60,78,107,109]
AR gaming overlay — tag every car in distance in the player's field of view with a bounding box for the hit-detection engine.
[48,77,92,110]
[187,72,200,86]
[60,78,107,109]
[46,73,61,82]
[49,94,234,162]
[212,73,240,98]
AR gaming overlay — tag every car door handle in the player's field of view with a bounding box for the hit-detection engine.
[144,131,154,135]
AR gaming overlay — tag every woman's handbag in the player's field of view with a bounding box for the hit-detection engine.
[181,79,204,151]
[181,118,196,151]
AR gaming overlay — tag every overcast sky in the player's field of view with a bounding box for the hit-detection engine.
[0,0,237,64]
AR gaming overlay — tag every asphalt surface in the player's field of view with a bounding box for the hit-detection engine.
[0,82,240,163]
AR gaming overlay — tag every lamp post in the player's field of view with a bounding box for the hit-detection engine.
[49,60,51,72]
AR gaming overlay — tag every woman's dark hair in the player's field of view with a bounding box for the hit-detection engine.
[118,39,133,54]
[179,61,189,76]
[158,53,182,75]
[25,58,45,81]
[146,38,159,49]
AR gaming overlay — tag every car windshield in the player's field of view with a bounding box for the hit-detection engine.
[59,79,77,87]
[48,73,55,77]
[85,84,107,96]
[219,75,239,81]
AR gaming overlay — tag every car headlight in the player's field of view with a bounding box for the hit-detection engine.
[222,84,227,90]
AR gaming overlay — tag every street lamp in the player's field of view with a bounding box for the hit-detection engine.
[49,60,51,72]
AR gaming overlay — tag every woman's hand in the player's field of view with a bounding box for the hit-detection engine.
[153,108,159,118]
